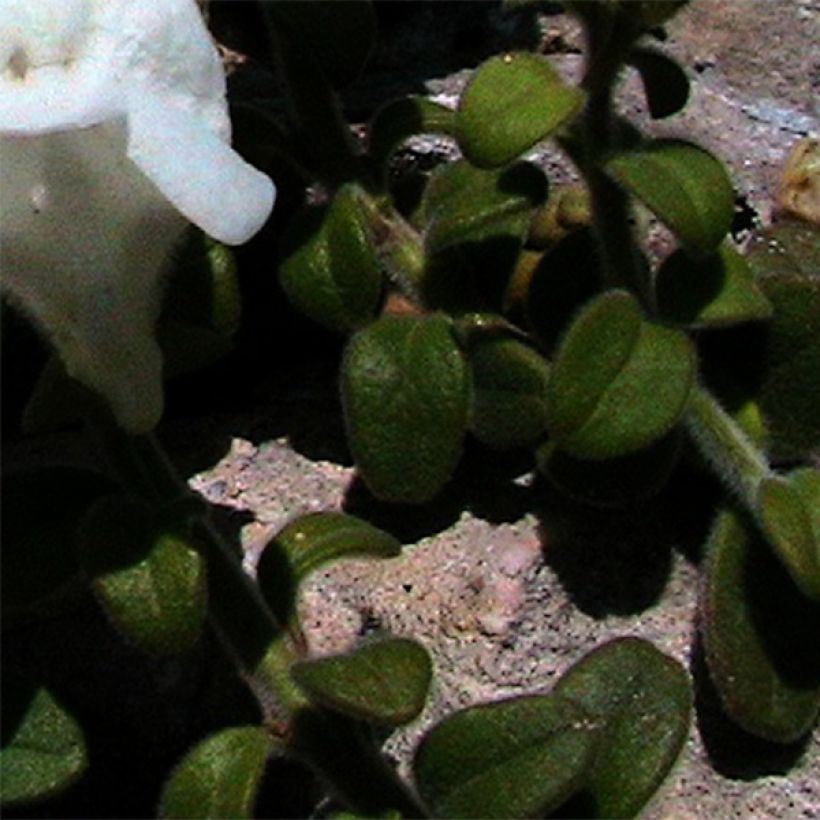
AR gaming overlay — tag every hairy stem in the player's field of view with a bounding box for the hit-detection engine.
[684,384,773,504]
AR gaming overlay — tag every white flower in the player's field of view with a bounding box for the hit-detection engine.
[0,0,275,433]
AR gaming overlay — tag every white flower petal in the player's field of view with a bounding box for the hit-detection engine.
[127,91,275,245]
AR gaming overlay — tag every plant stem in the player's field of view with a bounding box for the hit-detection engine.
[576,10,651,305]
[684,383,773,505]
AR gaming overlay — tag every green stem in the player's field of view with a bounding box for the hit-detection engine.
[575,10,650,305]
[684,384,773,505]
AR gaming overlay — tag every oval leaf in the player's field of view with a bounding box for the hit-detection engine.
[341,314,469,503]
[467,336,551,449]
[160,727,276,819]
[291,638,432,726]
[257,512,401,630]
[545,290,696,459]
[757,470,820,602]
[413,694,597,818]
[552,637,692,818]
[606,140,734,253]
[701,506,820,742]
[628,47,690,119]
[456,52,585,168]
[78,495,207,655]
[656,242,772,327]
[1,672,87,806]
[280,185,384,333]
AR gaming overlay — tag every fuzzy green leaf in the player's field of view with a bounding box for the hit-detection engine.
[2,467,115,616]
[545,290,696,459]
[78,496,207,655]
[606,140,734,253]
[368,96,455,172]
[456,52,585,168]
[553,637,692,818]
[341,314,469,503]
[701,506,820,742]
[628,47,689,118]
[292,638,432,726]
[257,512,401,630]
[160,727,276,819]
[655,242,773,327]
[413,694,597,818]
[467,336,551,449]
[280,186,384,333]
[757,470,820,602]
[421,159,548,254]
[1,672,87,806]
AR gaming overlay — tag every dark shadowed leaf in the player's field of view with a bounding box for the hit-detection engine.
[467,336,551,449]
[341,314,469,503]
[545,290,696,458]
[413,694,597,818]
[368,96,455,173]
[552,637,692,818]
[756,469,820,602]
[745,219,820,461]
[78,495,207,655]
[606,140,734,252]
[701,505,820,742]
[1,671,87,806]
[292,638,432,726]
[655,242,772,327]
[628,47,689,119]
[160,727,277,819]
[2,467,115,616]
[456,52,585,168]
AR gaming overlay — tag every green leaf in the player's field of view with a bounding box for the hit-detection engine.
[456,52,585,168]
[606,140,734,253]
[628,47,690,118]
[265,0,375,89]
[545,290,696,459]
[292,638,432,726]
[655,242,773,327]
[165,231,241,337]
[552,638,692,818]
[522,228,603,353]
[537,430,682,507]
[467,336,551,449]
[341,314,470,503]
[746,220,820,461]
[421,159,548,255]
[257,512,401,631]
[701,506,820,742]
[1,671,87,805]
[756,470,820,602]
[418,159,547,312]
[2,467,115,616]
[280,185,384,333]
[78,495,207,655]
[160,727,276,819]
[413,694,597,818]
[368,96,456,173]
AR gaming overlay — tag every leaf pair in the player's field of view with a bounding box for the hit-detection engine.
[414,638,691,818]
